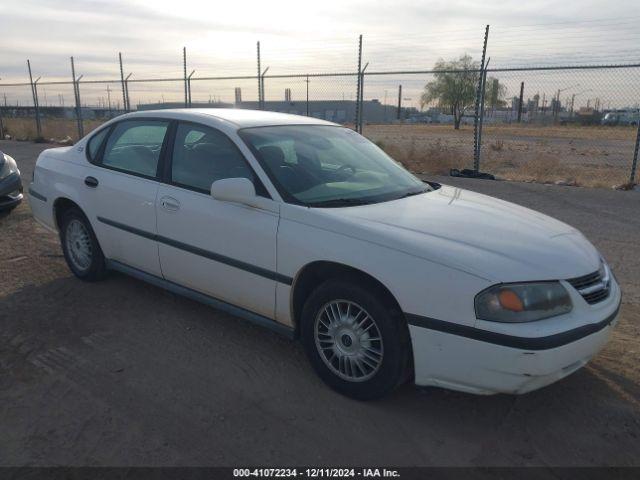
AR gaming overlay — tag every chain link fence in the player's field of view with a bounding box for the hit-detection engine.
[477,66,640,187]
[1,46,639,188]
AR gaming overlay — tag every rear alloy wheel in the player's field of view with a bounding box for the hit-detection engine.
[60,207,107,281]
[301,279,411,400]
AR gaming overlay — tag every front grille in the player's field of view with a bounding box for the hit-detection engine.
[567,267,611,305]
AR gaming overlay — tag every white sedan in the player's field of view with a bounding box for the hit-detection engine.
[29,109,621,399]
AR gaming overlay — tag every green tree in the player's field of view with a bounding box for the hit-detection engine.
[420,55,480,130]
[420,54,480,129]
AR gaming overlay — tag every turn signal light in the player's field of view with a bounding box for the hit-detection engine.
[498,289,524,312]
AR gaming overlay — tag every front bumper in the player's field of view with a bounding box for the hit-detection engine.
[408,282,621,395]
[0,172,23,211]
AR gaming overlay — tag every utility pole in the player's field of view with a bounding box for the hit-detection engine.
[397,85,402,120]
[106,85,112,115]
[517,81,524,123]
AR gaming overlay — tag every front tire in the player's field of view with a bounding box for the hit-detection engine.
[301,279,411,400]
[59,207,107,281]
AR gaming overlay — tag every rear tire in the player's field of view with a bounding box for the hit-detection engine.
[59,207,107,281]
[300,279,411,400]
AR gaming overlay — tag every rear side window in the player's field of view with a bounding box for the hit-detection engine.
[101,120,169,177]
[171,122,267,196]
[87,127,109,162]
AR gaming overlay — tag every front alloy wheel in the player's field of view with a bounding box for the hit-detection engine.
[301,279,411,400]
[314,300,384,382]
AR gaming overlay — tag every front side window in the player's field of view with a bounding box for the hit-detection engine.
[239,125,430,207]
[171,123,256,193]
[101,120,169,177]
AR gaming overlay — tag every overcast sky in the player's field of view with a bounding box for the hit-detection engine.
[1,0,639,108]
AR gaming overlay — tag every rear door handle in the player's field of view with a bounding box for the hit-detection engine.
[84,176,99,188]
[160,196,180,212]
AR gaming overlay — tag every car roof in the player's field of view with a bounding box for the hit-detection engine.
[124,108,339,129]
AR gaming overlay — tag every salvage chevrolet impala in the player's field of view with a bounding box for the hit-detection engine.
[28,109,621,399]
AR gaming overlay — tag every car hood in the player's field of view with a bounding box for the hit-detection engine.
[315,185,601,282]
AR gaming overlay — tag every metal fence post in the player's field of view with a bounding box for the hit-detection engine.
[27,60,42,138]
[473,25,489,171]
[119,53,127,113]
[75,76,84,137]
[256,41,262,109]
[630,110,640,184]
[261,67,269,109]
[359,62,368,134]
[33,78,42,137]
[183,47,188,108]
[124,73,132,112]
[305,75,310,116]
[476,58,490,166]
[187,70,195,107]
[70,57,84,139]
[397,84,402,120]
[354,35,362,131]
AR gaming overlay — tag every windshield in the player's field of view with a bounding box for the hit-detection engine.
[239,125,430,207]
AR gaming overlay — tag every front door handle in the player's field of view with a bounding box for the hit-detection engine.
[84,176,99,188]
[160,196,180,212]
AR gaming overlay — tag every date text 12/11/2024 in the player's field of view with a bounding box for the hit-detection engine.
[233,468,401,478]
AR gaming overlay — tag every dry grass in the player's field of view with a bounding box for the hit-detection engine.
[490,139,504,151]
[378,138,465,175]
[2,118,105,143]
[366,123,635,188]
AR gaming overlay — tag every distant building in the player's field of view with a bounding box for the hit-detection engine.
[237,99,399,124]
[136,101,233,111]
[0,105,120,120]
[136,99,403,124]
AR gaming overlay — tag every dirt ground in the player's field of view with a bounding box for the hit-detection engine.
[1,140,639,467]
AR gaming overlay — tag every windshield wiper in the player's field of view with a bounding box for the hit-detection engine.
[307,198,373,208]
[393,188,429,200]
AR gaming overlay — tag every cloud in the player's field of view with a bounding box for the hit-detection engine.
[1,0,638,108]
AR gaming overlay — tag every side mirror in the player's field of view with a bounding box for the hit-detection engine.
[210,177,258,207]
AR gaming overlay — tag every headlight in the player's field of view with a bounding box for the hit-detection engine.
[475,282,573,323]
[0,154,18,180]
